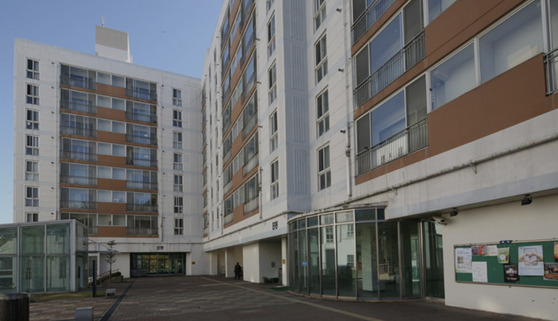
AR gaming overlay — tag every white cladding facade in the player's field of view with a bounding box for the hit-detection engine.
[201,0,353,283]
[13,33,206,278]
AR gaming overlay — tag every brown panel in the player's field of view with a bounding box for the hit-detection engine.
[97,202,127,214]
[428,54,551,156]
[95,226,127,238]
[351,0,407,56]
[97,106,126,122]
[97,178,126,191]
[97,131,126,144]
[97,83,126,99]
[97,155,127,167]
[425,0,523,67]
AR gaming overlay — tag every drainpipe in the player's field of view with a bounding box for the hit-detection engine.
[342,0,353,198]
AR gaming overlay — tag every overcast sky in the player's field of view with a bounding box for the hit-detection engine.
[0,0,223,223]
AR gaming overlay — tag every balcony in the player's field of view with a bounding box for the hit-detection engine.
[126,134,157,146]
[60,151,97,162]
[125,111,157,124]
[60,175,97,186]
[242,115,256,139]
[243,197,258,214]
[545,49,558,95]
[126,181,157,190]
[354,32,425,109]
[356,119,427,175]
[126,204,158,212]
[126,227,158,236]
[352,0,396,45]
[60,99,97,114]
[60,200,97,210]
[243,155,258,176]
[60,75,96,90]
[60,126,97,138]
[126,158,157,168]
[125,88,157,102]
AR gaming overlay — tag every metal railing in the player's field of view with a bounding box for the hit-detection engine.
[60,99,97,114]
[126,134,157,146]
[356,119,427,175]
[60,200,97,210]
[354,32,425,109]
[60,151,97,162]
[242,115,256,139]
[126,204,158,212]
[352,0,396,44]
[126,181,157,190]
[60,126,97,138]
[125,111,157,124]
[125,89,157,102]
[126,227,158,236]
[244,197,258,214]
[545,49,558,95]
[60,175,97,185]
[243,155,258,176]
[126,158,157,168]
[60,75,97,90]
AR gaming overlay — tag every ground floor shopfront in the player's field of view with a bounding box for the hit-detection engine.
[287,207,444,300]
[130,253,185,276]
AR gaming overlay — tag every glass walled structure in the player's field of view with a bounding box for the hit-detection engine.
[288,208,444,300]
[0,220,88,294]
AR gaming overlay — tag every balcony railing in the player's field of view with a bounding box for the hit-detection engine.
[224,212,233,225]
[126,134,157,146]
[352,0,396,44]
[356,119,427,175]
[354,32,425,109]
[60,151,97,162]
[60,175,97,185]
[125,111,157,124]
[244,197,258,214]
[60,200,97,210]
[60,99,97,114]
[126,204,158,212]
[126,181,157,190]
[243,155,258,176]
[60,75,97,90]
[60,126,97,138]
[545,49,558,95]
[126,158,157,168]
[126,227,158,236]
[126,89,157,102]
[242,115,257,139]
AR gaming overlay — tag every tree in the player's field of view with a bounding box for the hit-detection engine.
[105,240,117,282]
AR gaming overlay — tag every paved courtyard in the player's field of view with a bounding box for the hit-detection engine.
[30,276,546,321]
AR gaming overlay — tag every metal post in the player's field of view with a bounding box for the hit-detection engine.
[92,260,96,298]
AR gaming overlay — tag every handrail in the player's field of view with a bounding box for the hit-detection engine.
[545,48,558,95]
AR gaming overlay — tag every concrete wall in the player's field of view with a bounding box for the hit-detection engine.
[443,194,558,320]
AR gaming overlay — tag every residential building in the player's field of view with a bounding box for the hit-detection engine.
[13,26,205,279]
[287,0,558,320]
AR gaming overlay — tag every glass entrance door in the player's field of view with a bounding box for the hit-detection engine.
[422,221,444,299]
[400,221,421,298]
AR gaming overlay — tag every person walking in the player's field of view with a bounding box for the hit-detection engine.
[234,262,242,280]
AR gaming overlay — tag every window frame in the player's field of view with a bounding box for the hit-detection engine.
[315,34,328,83]
[174,196,183,214]
[316,89,329,137]
[26,84,39,105]
[173,110,182,128]
[26,135,39,156]
[269,110,278,153]
[268,62,277,104]
[173,89,182,106]
[318,144,331,190]
[26,58,39,80]
[174,218,184,235]
[25,186,39,207]
[314,0,326,30]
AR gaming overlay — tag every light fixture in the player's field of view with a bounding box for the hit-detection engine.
[521,194,532,206]
[450,208,458,217]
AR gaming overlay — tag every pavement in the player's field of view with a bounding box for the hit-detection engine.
[28,276,547,321]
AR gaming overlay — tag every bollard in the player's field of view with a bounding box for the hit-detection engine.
[75,306,93,321]
[0,293,29,321]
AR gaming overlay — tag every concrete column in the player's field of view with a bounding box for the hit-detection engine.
[208,252,219,275]
[281,236,288,286]
[243,243,260,282]
[224,248,234,278]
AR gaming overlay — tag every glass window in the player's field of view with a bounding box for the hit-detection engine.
[316,90,329,137]
[321,225,336,295]
[173,153,183,170]
[26,84,39,105]
[174,175,183,192]
[25,186,39,207]
[46,224,69,254]
[26,59,39,79]
[371,92,405,145]
[174,218,184,235]
[480,0,543,83]
[173,110,182,127]
[174,196,183,214]
[26,109,39,130]
[26,161,39,181]
[315,34,328,82]
[318,145,331,190]
[269,110,278,152]
[268,63,277,104]
[431,44,475,110]
[270,160,279,200]
[173,132,183,149]
[173,89,182,106]
[21,225,44,254]
[370,15,403,73]
[428,0,456,23]
[268,14,276,57]
[314,0,326,30]
[337,224,356,297]
[0,228,17,254]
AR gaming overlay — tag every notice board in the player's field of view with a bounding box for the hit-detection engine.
[454,239,558,288]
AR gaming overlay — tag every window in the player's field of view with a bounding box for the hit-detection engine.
[174,196,183,214]
[270,160,279,200]
[314,0,326,30]
[26,135,39,155]
[26,109,39,130]
[26,84,39,105]
[315,34,328,82]
[479,0,542,84]
[268,15,276,57]
[25,187,39,207]
[174,218,184,235]
[173,110,182,127]
[26,59,39,79]
[26,161,39,181]
[173,132,183,149]
[267,0,275,12]
[173,153,183,170]
[270,110,278,152]
[318,145,331,190]
[431,44,475,110]
[316,90,329,137]
[428,0,456,23]
[26,212,38,222]
[174,175,183,192]
[268,63,277,104]
[173,89,182,106]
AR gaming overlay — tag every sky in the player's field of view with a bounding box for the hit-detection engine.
[0,0,223,223]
